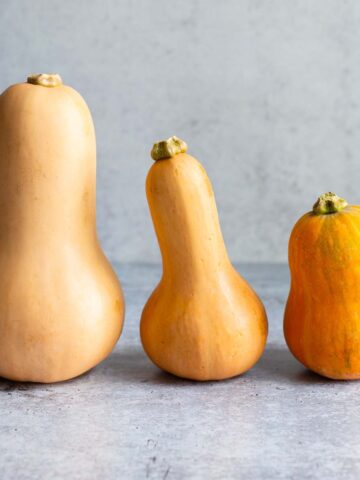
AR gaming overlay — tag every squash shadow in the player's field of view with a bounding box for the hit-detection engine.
[0,366,95,393]
[97,345,196,386]
[0,346,190,391]
[254,344,340,385]
[0,344,343,391]
[0,379,34,393]
[104,344,335,386]
[100,344,328,387]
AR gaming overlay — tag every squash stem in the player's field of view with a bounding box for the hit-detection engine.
[313,192,348,215]
[27,73,62,88]
[151,136,187,161]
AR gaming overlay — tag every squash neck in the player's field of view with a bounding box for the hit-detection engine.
[148,137,232,286]
[148,153,230,286]
[161,240,230,286]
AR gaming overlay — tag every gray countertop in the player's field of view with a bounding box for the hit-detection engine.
[1,263,359,480]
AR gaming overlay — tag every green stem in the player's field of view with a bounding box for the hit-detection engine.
[27,73,62,88]
[151,136,187,161]
[312,192,348,214]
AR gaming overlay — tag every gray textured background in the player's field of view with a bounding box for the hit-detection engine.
[1,0,360,263]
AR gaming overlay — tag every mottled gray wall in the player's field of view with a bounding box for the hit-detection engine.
[1,0,360,263]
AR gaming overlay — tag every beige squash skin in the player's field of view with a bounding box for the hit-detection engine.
[0,80,124,383]
[140,152,268,381]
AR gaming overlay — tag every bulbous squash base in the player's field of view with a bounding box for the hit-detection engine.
[141,268,267,381]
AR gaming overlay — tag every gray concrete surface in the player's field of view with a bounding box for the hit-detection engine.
[2,1,360,263]
[1,263,359,480]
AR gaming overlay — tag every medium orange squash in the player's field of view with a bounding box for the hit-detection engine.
[0,74,124,383]
[140,137,268,381]
[284,192,360,380]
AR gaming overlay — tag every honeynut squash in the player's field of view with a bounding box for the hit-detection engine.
[141,137,268,381]
[284,192,360,380]
[0,74,124,383]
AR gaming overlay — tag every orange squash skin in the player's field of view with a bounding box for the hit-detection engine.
[141,151,268,381]
[0,80,124,383]
[284,204,360,380]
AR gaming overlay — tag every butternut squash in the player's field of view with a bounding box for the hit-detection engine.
[140,137,268,381]
[0,73,124,383]
[284,192,360,379]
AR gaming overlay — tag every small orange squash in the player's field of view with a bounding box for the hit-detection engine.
[0,74,124,383]
[140,137,268,381]
[284,192,360,380]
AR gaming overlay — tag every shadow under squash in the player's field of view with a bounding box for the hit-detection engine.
[0,344,346,390]
[96,345,197,387]
[255,345,346,385]
[0,364,96,392]
[103,344,333,387]
[0,346,202,390]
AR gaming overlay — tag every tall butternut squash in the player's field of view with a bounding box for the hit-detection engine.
[140,137,268,381]
[284,192,360,379]
[0,74,124,383]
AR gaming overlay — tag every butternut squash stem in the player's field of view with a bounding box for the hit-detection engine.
[312,192,348,215]
[151,136,187,161]
[27,73,62,88]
